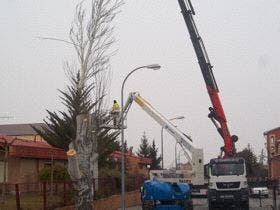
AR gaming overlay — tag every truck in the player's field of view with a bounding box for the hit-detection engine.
[177,0,249,209]
[120,92,204,186]
[110,92,203,209]
[141,178,193,210]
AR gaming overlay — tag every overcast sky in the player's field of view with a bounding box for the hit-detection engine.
[1,0,280,167]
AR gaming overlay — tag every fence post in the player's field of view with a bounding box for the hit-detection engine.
[43,182,47,210]
[15,184,20,210]
[63,181,66,206]
[273,184,277,210]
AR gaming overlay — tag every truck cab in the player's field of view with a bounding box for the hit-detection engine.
[207,157,249,209]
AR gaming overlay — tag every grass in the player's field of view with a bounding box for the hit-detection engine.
[0,193,42,210]
[0,193,70,210]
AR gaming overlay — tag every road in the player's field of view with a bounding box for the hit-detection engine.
[122,197,278,210]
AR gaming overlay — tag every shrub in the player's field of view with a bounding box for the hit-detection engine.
[39,164,70,182]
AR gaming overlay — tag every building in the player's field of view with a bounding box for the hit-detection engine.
[111,147,152,177]
[0,135,67,184]
[0,123,46,142]
[264,127,280,180]
[0,123,151,183]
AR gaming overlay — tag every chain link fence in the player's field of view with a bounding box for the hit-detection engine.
[0,176,145,210]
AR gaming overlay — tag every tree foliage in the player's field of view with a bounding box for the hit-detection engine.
[149,140,162,170]
[237,144,267,178]
[33,73,94,150]
[39,164,70,182]
[34,73,120,169]
[137,132,150,158]
[137,132,161,170]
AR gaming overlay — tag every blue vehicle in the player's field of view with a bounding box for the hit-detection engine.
[141,179,193,210]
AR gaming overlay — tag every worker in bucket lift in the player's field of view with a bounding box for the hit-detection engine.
[111,100,120,126]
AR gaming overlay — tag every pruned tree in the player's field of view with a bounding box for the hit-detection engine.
[35,1,123,209]
[66,1,123,208]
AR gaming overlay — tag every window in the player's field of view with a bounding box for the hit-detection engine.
[270,135,275,146]
[44,162,52,168]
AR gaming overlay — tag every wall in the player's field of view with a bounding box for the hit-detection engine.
[265,127,280,179]
[270,158,280,179]
[7,157,67,184]
[57,190,141,210]
[8,135,44,142]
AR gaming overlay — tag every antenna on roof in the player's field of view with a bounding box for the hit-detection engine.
[0,116,13,119]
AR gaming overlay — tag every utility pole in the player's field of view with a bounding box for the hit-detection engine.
[0,137,16,204]
[0,116,13,120]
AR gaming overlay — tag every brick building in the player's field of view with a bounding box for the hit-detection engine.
[0,123,46,142]
[0,135,67,183]
[111,148,152,177]
[264,127,280,180]
[0,123,151,183]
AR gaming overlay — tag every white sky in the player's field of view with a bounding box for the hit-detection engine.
[1,0,280,168]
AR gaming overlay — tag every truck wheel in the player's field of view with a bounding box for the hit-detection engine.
[142,204,152,210]
[183,203,193,210]
[208,202,216,210]
[142,201,153,210]
[183,200,193,210]
[241,201,249,210]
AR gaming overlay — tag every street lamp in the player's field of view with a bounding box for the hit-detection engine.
[175,142,178,170]
[161,115,185,169]
[121,64,161,210]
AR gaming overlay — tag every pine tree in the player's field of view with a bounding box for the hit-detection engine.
[149,140,162,170]
[137,132,150,158]
[237,145,267,177]
[33,73,120,168]
[32,73,93,150]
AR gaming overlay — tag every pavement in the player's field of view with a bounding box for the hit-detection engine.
[118,197,279,210]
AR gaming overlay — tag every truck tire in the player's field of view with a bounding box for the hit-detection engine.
[183,203,193,210]
[241,201,249,210]
[183,200,193,210]
[208,202,217,210]
[142,201,153,210]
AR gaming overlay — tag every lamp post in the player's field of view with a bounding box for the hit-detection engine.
[121,64,161,210]
[175,142,178,170]
[161,116,185,169]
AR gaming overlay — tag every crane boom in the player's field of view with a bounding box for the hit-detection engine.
[178,0,237,157]
[121,92,204,185]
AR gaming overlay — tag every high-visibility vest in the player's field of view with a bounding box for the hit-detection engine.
[113,102,120,111]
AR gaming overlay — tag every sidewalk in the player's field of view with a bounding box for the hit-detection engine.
[117,206,141,210]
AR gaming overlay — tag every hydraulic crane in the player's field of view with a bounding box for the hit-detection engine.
[177,0,238,158]
[120,92,204,185]
[177,1,249,209]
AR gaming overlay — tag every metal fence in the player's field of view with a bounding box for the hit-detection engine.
[0,176,145,210]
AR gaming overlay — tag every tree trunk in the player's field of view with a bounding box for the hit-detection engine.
[1,145,7,204]
[67,114,98,210]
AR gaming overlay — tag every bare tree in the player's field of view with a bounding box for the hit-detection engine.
[65,1,123,209]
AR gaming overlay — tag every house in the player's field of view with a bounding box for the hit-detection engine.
[111,147,152,178]
[264,127,280,180]
[0,123,46,142]
[0,123,151,184]
[0,135,67,184]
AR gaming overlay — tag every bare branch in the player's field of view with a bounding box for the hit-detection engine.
[37,36,78,48]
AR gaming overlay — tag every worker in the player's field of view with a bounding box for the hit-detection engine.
[140,185,144,201]
[111,100,120,127]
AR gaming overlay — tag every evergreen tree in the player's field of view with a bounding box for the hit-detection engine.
[121,140,128,153]
[137,132,150,158]
[149,140,162,170]
[237,144,267,177]
[33,73,93,150]
[33,73,120,169]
